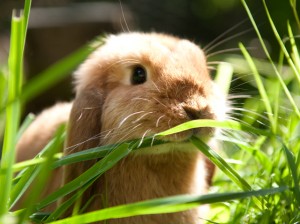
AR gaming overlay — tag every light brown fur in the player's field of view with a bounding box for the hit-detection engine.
[16,32,227,223]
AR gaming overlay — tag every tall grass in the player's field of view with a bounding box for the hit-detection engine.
[0,0,299,223]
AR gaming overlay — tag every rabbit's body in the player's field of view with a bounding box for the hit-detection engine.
[16,32,227,223]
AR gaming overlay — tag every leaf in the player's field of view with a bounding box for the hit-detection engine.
[47,187,288,224]
[282,143,300,206]
[156,119,271,137]
[190,136,252,191]
[35,143,131,211]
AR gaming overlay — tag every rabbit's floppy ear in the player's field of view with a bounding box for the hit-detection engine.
[66,90,102,151]
[64,89,103,180]
[61,89,104,215]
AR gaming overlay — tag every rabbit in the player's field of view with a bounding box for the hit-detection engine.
[16,32,228,223]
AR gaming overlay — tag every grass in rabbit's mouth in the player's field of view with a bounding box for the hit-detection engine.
[1,0,300,223]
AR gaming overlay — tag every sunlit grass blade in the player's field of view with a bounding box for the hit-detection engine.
[224,55,294,83]
[9,129,65,209]
[17,126,65,223]
[47,187,287,224]
[214,62,233,96]
[262,0,300,86]
[290,0,300,29]
[16,113,35,141]
[52,144,119,169]
[191,136,269,209]
[0,138,164,176]
[239,43,275,132]
[0,70,6,107]
[287,22,300,74]
[45,178,96,222]
[23,0,31,41]
[35,143,131,211]
[0,156,57,175]
[241,0,300,119]
[52,138,163,169]
[0,11,24,216]
[190,136,252,191]
[282,143,300,206]
[220,136,272,172]
[156,119,271,137]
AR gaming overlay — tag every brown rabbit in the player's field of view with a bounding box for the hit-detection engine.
[16,32,228,223]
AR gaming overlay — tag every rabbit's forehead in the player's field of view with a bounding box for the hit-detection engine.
[98,33,209,79]
[102,33,206,63]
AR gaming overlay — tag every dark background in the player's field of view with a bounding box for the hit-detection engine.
[0,0,298,115]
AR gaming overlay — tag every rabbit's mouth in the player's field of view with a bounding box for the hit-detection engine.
[156,126,215,143]
[133,126,215,154]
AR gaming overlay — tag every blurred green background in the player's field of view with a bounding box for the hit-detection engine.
[0,0,298,115]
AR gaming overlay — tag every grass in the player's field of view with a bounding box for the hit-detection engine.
[0,0,299,223]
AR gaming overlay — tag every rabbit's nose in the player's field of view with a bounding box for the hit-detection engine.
[183,105,214,121]
[183,106,201,120]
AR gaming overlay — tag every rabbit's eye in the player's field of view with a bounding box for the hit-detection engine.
[131,66,147,85]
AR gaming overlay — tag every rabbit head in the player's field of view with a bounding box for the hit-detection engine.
[61,33,228,221]
[66,32,227,153]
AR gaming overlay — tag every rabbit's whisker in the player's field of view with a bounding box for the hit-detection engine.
[66,122,140,152]
[113,123,144,145]
[118,111,146,127]
[228,107,269,121]
[206,47,246,59]
[104,123,143,140]
[205,28,253,54]
[152,97,168,108]
[167,119,172,129]
[76,106,102,121]
[156,115,166,128]
[227,94,252,100]
[132,112,154,123]
[203,18,251,52]
[119,0,130,33]
[152,81,162,93]
[138,129,152,147]
[131,97,151,102]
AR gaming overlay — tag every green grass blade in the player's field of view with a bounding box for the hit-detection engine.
[23,0,31,41]
[214,62,233,96]
[0,12,24,217]
[16,113,35,141]
[47,187,287,224]
[287,22,300,74]
[239,43,275,132]
[156,119,271,137]
[52,138,164,169]
[35,143,131,211]
[0,138,163,176]
[9,130,65,209]
[17,126,65,223]
[262,0,300,86]
[241,0,300,119]
[220,136,272,172]
[45,178,96,222]
[0,69,7,108]
[52,144,118,169]
[290,0,300,29]
[190,136,252,191]
[282,143,300,206]
[0,158,44,175]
